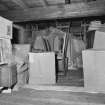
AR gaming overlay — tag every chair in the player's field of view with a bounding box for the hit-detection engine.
[55,32,69,76]
[43,27,69,76]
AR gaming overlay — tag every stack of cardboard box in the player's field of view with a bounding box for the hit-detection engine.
[82,23,105,92]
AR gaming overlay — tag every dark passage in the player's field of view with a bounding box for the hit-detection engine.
[57,68,84,87]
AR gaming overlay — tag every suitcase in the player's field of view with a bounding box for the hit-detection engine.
[0,64,17,88]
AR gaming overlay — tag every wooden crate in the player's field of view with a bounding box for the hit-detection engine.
[82,49,105,92]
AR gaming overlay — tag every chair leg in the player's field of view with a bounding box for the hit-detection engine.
[64,58,68,76]
[57,57,68,76]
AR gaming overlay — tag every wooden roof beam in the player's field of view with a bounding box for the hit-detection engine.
[0,1,11,10]
[10,0,28,9]
[0,0,105,22]
[0,4,8,11]
[39,0,48,7]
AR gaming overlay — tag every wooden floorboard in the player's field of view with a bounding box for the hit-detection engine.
[0,88,105,105]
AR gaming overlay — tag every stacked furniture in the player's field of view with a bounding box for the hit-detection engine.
[0,16,17,88]
[31,27,69,76]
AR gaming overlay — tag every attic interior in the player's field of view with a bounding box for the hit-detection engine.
[14,18,86,87]
[0,0,105,104]
[12,16,101,87]
[12,15,105,87]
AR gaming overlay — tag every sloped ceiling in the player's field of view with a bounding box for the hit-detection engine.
[0,0,66,11]
[0,0,105,22]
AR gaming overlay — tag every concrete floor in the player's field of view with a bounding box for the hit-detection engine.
[0,88,105,105]
[0,69,105,105]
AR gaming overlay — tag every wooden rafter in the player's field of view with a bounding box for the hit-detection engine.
[10,0,28,9]
[0,1,10,10]
[0,0,105,22]
[0,4,8,11]
[39,0,48,7]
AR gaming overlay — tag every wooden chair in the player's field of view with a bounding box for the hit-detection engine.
[43,27,69,76]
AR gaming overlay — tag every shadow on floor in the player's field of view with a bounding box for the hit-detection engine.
[57,68,84,87]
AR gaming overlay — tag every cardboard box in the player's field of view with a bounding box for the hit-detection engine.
[0,39,12,64]
[16,68,29,87]
[0,16,12,39]
[12,44,30,60]
[82,49,105,92]
[0,64,17,88]
[29,52,56,85]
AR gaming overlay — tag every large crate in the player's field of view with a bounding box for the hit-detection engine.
[29,52,56,85]
[82,49,105,92]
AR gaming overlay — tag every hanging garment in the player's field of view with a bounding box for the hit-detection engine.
[71,38,86,68]
[54,36,60,53]
[45,27,66,54]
